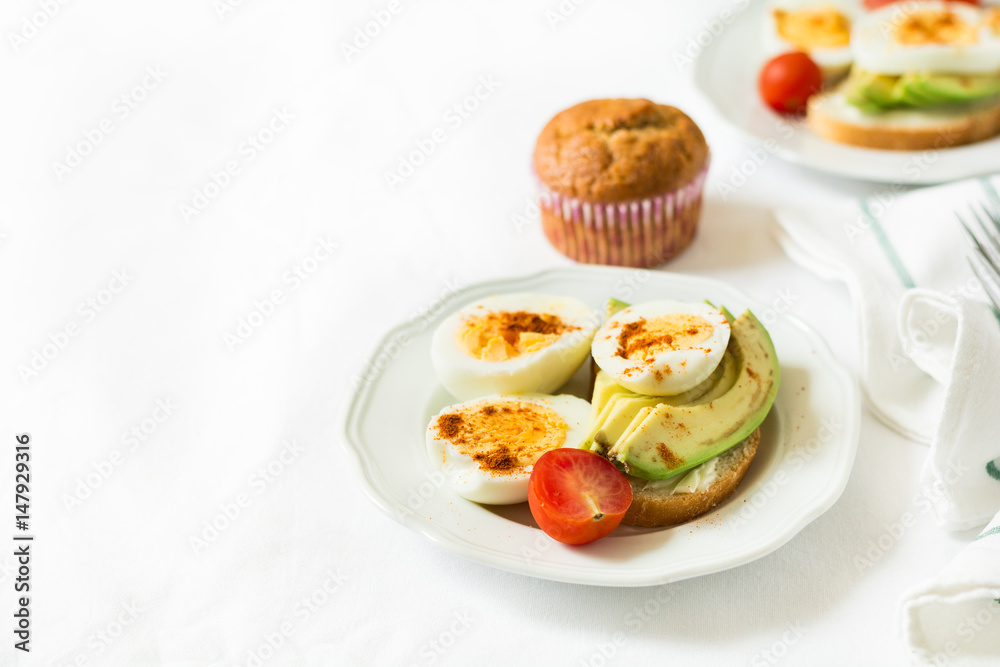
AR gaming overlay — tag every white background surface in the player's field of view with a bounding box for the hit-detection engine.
[0,0,979,665]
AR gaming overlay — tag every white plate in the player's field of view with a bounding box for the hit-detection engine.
[691,1,1000,184]
[341,267,860,586]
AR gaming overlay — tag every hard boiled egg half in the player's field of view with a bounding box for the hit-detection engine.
[591,300,730,397]
[426,393,591,505]
[431,293,600,400]
[853,1,1000,75]
[764,0,861,81]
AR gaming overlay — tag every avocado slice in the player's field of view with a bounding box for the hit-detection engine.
[589,369,627,427]
[583,361,734,454]
[717,303,735,325]
[844,71,893,113]
[842,69,1000,112]
[615,406,654,452]
[688,350,738,405]
[905,75,957,107]
[586,394,669,454]
[916,74,1000,105]
[895,74,941,108]
[863,74,901,108]
[606,298,630,319]
[584,348,739,455]
[607,309,780,480]
[908,80,950,106]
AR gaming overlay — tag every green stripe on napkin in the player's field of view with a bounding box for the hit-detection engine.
[988,460,1000,482]
[974,526,1000,542]
[859,199,916,289]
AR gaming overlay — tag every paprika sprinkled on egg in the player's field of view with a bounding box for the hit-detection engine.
[593,300,730,397]
[426,394,592,505]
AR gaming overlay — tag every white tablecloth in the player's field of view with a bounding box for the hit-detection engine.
[0,1,977,665]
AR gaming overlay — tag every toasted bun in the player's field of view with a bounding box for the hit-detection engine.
[806,88,1000,151]
[622,428,760,527]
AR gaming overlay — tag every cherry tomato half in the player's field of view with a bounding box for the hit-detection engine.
[758,52,823,115]
[863,0,977,8]
[528,449,632,545]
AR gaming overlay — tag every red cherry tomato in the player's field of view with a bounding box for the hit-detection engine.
[758,52,823,115]
[528,449,632,545]
[863,0,977,8]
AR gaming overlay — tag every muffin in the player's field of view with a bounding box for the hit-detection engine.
[533,99,709,268]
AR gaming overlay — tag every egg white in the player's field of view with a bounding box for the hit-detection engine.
[591,300,730,397]
[853,1,1000,75]
[425,393,592,505]
[763,0,861,78]
[431,293,600,401]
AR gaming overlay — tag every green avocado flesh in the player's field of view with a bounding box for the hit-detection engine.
[606,298,630,319]
[583,306,780,481]
[583,353,738,453]
[845,70,1000,113]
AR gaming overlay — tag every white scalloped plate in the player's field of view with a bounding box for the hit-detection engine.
[691,0,1000,184]
[341,267,860,586]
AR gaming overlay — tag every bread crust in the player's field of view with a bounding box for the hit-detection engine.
[622,428,760,527]
[806,90,1000,151]
[533,99,708,201]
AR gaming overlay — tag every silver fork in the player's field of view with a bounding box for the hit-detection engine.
[958,203,1000,315]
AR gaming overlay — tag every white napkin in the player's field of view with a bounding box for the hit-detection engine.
[901,516,1000,666]
[896,292,1000,666]
[772,176,1000,665]
[772,176,1000,529]
[898,290,1000,530]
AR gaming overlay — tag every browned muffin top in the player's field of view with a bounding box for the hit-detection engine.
[533,99,709,202]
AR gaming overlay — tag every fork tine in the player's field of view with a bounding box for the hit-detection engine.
[966,257,1000,315]
[970,207,1000,271]
[980,202,1000,234]
[959,214,988,255]
[973,205,1000,244]
[959,204,1000,318]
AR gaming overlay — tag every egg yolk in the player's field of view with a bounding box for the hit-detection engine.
[434,401,567,475]
[614,314,714,362]
[456,311,578,361]
[895,10,977,46]
[985,8,1000,35]
[774,7,851,49]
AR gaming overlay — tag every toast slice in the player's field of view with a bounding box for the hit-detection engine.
[622,427,760,527]
[806,88,1000,151]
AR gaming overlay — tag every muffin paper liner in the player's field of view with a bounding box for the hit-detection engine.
[538,163,709,268]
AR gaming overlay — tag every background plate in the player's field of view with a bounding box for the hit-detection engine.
[342,267,860,586]
[692,0,1000,184]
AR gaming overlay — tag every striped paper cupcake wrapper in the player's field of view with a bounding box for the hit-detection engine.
[538,163,709,268]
